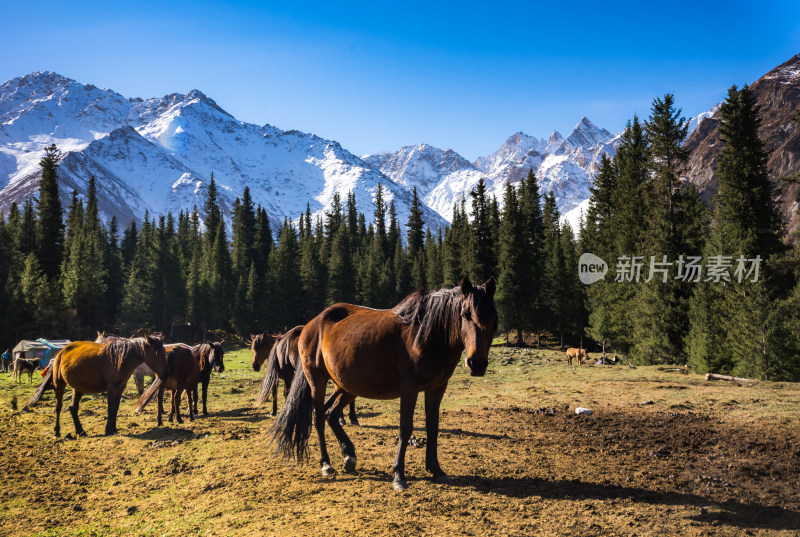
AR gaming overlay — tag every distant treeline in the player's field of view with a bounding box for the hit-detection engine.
[1,87,799,380]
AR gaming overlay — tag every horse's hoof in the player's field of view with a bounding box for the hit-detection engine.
[270,411,277,417]
[78,430,88,438]
[343,456,357,473]
[432,474,454,485]
[321,463,336,477]
[393,479,408,492]
[350,419,360,426]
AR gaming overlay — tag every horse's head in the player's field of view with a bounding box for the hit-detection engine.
[142,334,170,379]
[459,276,497,377]
[251,334,274,372]
[209,341,225,373]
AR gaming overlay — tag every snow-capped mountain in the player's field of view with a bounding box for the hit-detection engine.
[0,72,448,234]
[365,117,618,222]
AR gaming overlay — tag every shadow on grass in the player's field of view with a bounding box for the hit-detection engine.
[358,422,507,440]
[453,475,800,531]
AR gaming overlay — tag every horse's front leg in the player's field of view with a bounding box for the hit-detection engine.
[201,379,209,416]
[157,385,164,427]
[424,383,452,484]
[393,387,419,492]
[105,389,122,435]
[174,383,184,424]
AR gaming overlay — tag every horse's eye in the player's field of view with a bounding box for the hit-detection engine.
[461,310,472,321]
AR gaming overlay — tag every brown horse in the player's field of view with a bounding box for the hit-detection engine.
[135,344,200,426]
[251,333,280,372]
[270,276,497,491]
[191,342,225,416]
[256,325,359,424]
[28,335,168,437]
[95,332,155,395]
[566,347,587,366]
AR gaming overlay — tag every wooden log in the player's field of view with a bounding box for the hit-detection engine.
[705,373,756,383]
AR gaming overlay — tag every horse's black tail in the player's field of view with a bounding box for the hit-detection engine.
[26,366,54,408]
[255,344,281,407]
[268,364,312,462]
[134,378,164,414]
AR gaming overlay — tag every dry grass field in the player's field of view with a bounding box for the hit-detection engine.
[1,344,799,536]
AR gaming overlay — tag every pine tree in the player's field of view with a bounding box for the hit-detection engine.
[518,170,545,342]
[688,85,784,376]
[270,220,303,329]
[496,182,527,341]
[36,144,64,280]
[424,228,443,290]
[406,187,425,260]
[631,94,696,363]
[327,218,355,305]
[469,178,495,281]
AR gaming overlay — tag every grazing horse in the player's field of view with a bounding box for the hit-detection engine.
[270,276,497,492]
[566,347,587,366]
[28,335,168,437]
[135,344,200,426]
[256,326,359,424]
[191,342,225,416]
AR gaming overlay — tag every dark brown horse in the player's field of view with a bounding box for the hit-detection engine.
[28,335,169,437]
[191,342,225,416]
[270,277,497,491]
[256,326,359,424]
[251,333,280,372]
[134,344,200,426]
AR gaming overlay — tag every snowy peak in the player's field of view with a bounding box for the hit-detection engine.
[561,117,613,151]
[0,72,449,236]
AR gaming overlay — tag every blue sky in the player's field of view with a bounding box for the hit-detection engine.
[2,1,799,160]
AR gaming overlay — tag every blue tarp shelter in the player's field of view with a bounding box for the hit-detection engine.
[36,339,71,368]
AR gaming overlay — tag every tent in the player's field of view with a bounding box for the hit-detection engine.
[12,339,71,368]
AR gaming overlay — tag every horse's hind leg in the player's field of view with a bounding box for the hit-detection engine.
[68,390,87,437]
[326,390,357,473]
[53,380,66,438]
[272,380,278,416]
[309,374,335,477]
[348,400,359,426]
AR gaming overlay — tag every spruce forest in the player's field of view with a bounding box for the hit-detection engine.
[1,88,799,381]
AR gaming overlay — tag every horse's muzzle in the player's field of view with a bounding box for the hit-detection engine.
[252,363,260,372]
[466,358,487,377]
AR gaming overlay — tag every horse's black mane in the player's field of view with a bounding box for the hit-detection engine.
[393,286,463,352]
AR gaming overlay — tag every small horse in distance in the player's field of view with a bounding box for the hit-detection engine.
[13,355,38,383]
[191,342,225,416]
[256,326,358,424]
[270,276,497,492]
[135,344,200,426]
[28,335,169,437]
[566,347,587,366]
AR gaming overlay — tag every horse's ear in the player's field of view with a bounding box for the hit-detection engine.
[484,276,496,298]
[460,276,473,295]
[219,339,225,345]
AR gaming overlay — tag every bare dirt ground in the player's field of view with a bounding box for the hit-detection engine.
[1,346,799,536]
